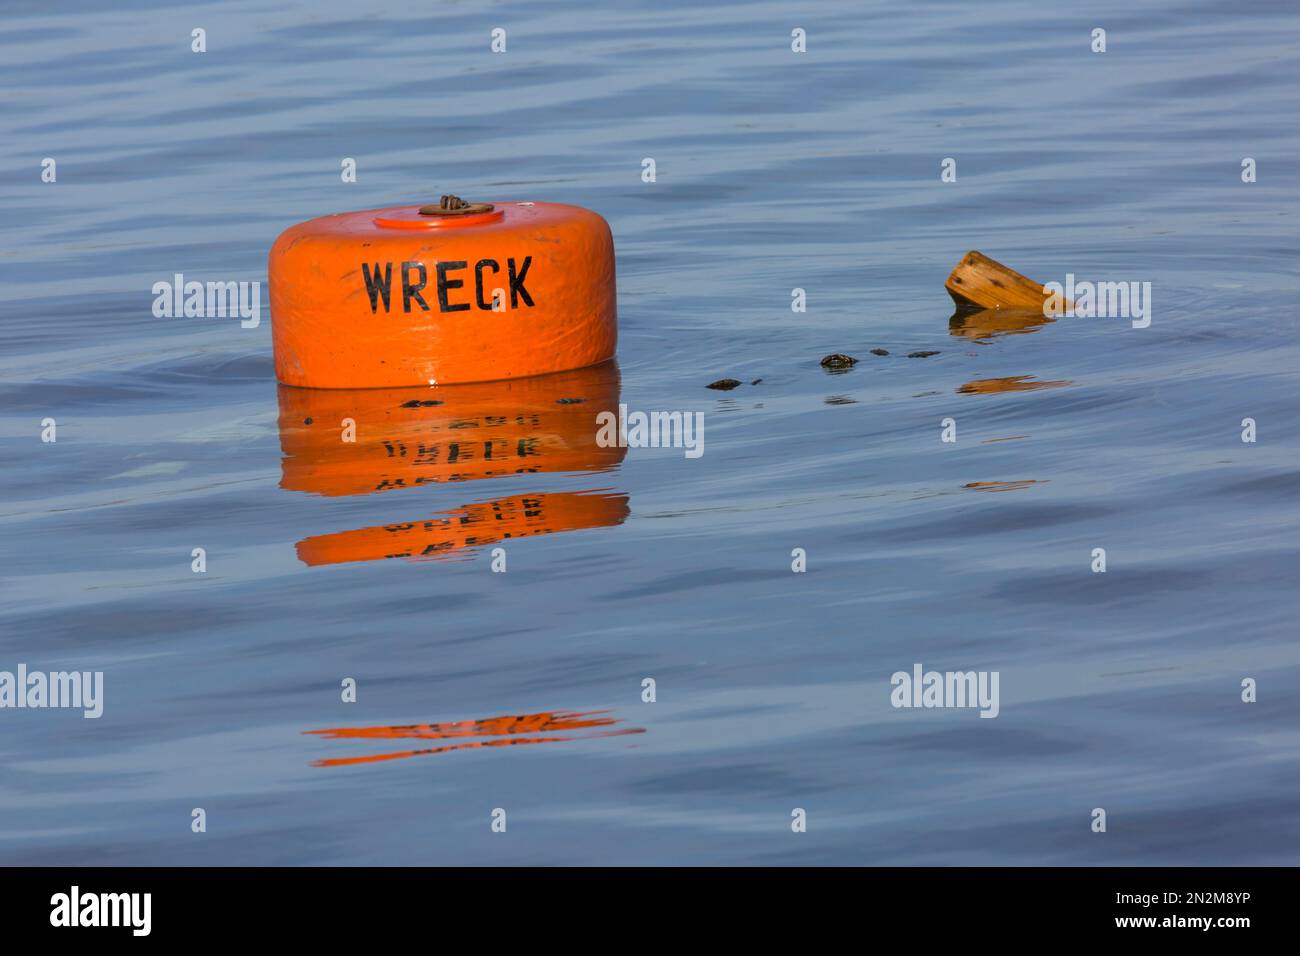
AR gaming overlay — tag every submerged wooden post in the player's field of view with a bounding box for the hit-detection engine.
[946,251,1056,312]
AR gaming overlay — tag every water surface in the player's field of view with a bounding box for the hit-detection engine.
[1,0,1299,864]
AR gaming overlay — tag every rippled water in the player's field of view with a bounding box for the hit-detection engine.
[2,0,1298,865]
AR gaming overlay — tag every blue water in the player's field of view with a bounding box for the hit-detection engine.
[2,0,1299,864]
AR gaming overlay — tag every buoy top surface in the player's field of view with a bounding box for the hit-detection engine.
[300,200,567,237]
[269,199,617,389]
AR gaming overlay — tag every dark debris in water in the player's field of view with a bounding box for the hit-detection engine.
[870,348,889,356]
[750,378,762,385]
[819,353,858,369]
[707,378,743,390]
[824,395,857,405]
[908,351,941,358]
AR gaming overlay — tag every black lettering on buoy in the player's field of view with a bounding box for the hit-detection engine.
[437,261,470,313]
[401,261,430,312]
[362,262,393,313]
[475,259,500,310]
[361,257,534,315]
[508,256,534,308]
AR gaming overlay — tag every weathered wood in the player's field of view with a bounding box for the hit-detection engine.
[946,250,1056,312]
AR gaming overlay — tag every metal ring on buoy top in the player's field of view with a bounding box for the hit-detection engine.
[269,196,617,388]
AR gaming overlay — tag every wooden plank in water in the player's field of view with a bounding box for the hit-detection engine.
[946,251,1053,312]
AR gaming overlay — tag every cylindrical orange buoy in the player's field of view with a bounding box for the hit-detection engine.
[269,196,617,388]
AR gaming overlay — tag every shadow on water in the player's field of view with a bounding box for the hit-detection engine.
[296,491,630,565]
[963,480,1047,493]
[947,306,1062,488]
[948,307,1053,340]
[305,709,645,767]
[958,375,1071,395]
[276,361,630,564]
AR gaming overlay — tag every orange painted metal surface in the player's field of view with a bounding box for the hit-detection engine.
[269,201,617,388]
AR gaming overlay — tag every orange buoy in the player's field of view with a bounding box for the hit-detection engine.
[269,196,617,388]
